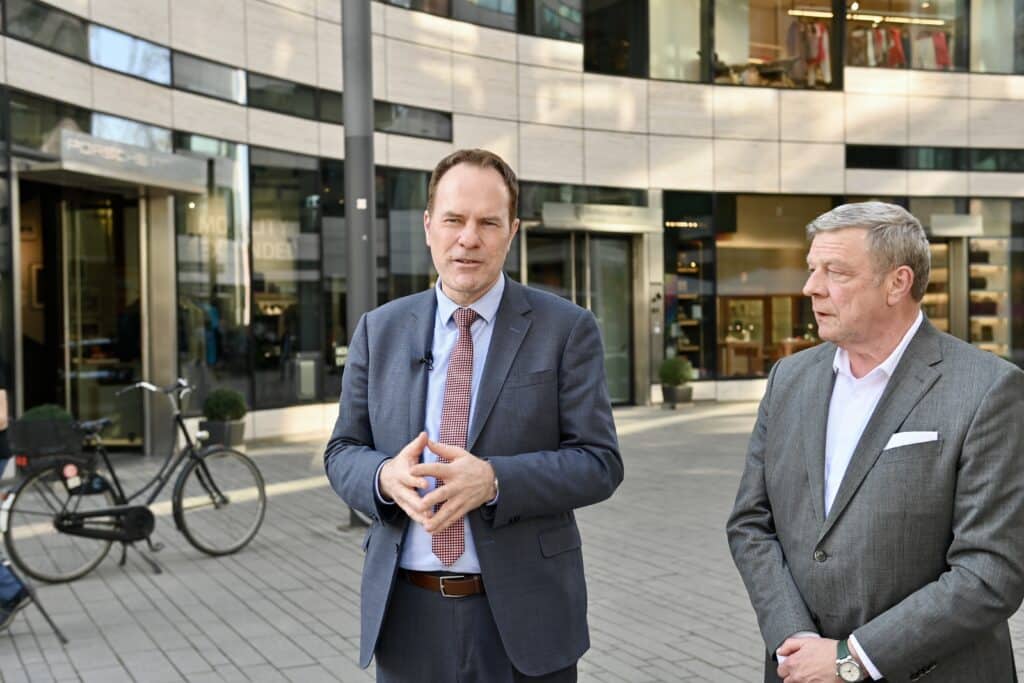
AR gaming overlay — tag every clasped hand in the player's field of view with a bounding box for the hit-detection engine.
[776,637,842,683]
[378,431,497,534]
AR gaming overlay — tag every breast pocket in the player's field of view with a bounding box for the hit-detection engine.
[878,438,942,464]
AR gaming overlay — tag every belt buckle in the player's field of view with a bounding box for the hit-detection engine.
[439,575,466,598]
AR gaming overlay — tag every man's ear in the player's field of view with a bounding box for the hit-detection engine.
[887,265,915,305]
[423,210,431,246]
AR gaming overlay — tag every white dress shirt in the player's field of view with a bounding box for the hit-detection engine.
[780,312,924,680]
[376,276,504,573]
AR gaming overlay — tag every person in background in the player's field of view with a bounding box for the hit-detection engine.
[0,368,32,631]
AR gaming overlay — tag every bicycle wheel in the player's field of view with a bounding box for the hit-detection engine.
[3,464,115,583]
[173,447,266,556]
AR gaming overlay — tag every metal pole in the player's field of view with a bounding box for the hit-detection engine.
[342,0,376,530]
[343,0,377,335]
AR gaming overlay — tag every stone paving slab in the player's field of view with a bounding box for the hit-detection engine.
[1,402,1024,681]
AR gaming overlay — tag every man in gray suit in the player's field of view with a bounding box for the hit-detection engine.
[325,148,623,682]
[728,202,1024,683]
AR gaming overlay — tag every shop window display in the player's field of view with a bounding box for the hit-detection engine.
[846,0,967,70]
[715,196,827,378]
[250,149,323,408]
[174,134,252,411]
[714,0,836,88]
[321,160,346,400]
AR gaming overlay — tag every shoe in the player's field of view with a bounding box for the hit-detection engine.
[0,588,31,631]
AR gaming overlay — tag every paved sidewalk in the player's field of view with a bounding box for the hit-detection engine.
[1,402,1023,682]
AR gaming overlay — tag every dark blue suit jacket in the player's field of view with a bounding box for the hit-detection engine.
[324,277,623,676]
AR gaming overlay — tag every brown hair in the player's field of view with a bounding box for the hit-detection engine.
[427,148,519,225]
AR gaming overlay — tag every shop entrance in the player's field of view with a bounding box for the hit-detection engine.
[525,231,634,404]
[18,182,143,445]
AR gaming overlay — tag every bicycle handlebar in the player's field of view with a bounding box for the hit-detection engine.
[115,379,192,397]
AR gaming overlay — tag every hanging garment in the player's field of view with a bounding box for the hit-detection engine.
[819,23,832,84]
[914,33,937,69]
[849,29,868,66]
[865,27,876,66]
[888,28,906,67]
[933,31,951,69]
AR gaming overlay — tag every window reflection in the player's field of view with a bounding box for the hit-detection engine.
[250,149,323,408]
[173,53,246,104]
[5,0,88,60]
[452,0,516,30]
[174,134,252,411]
[971,0,1024,73]
[374,102,452,141]
[381,168,433,300]
[91,113,172,152]
[519,0,583,41]
[584,0,649,77]
[321,160,346,399]
[649,0,701,81]
[89,25,171,84]
[9,91,90,153]
[248,73,317,119]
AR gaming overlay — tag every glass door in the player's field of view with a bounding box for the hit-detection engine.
[524,231,634,403]
[62,195,143,445]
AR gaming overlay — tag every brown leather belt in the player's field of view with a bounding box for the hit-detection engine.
[400,570,485,598]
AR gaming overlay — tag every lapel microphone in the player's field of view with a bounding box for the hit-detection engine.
[418,351,434,371]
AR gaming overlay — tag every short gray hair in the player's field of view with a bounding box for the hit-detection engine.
[806,201,930,301]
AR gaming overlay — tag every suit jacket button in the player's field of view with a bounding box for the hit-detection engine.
[813,550,828,563]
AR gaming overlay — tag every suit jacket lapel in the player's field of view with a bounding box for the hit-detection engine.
[816,321,943,543]
[407,291,438,446]
[467,279,532,453]
[801,348,837,524]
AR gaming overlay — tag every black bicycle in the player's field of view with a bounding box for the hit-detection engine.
[0,379,267,583]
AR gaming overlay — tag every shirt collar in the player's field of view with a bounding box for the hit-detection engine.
[435,274,505,326]
[832,311,924,380]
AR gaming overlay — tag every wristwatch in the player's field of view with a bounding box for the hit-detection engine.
[836,639,865,682]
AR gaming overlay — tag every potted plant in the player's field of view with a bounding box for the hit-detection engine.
[659,356,695,408]
[200,388,247,447]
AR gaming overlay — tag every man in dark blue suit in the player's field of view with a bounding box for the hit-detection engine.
[325,149,623,682]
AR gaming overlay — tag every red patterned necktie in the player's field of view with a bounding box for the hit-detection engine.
[432,307,478,567]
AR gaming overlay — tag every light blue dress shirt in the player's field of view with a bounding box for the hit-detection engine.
[396,275,505,573]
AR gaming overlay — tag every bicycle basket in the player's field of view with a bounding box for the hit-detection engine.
[7,419,84,458]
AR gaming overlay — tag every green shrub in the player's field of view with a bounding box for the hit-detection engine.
[21,404,74,421]
[658,356,694,387]
[202,388,248,422]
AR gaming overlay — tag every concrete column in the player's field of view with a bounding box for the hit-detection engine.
[145,194,177,457]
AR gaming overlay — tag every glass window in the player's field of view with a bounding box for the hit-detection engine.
[319,90,344,125]
[174,134,253,412]
[172,52,246,104]
[452,0,516,30]
[963,200,1017,360]
[971,0,1024,73]
[970,149,1024,172]
[248,73,317,119]
[584,0,648,77]
[5,0,88,60]
[91,113,172,152]
[374,102,452,140]
[716,195,829,378]
[519,181,647,219]
[518,0,582,41]
[9,90,90,152]
[320,160,346,399]
[88,25,171,84]
[846,144,905,169]
[250,148,323,408]
[714,0,836,88]
[381,0,451,14]
[649,0,701,81]
[846,0,967,71]
[381,168,433,300]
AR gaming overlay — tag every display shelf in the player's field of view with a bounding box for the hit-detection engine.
[678,319,701,327]
[970,315,1005,323]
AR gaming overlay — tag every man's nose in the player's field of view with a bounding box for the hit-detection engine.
[803,269,823,298]
[457,223,482,246]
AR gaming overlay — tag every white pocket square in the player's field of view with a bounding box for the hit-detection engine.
[884,431,939,450]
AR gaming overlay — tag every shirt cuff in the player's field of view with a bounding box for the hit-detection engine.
[374,459,395,505]
[848,634,883,680]
[775,631,819,664]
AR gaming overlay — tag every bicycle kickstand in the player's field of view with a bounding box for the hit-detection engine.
[121,542,164,575]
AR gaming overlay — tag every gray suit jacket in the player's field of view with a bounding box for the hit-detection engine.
[324,277,623,677]
[727,319,1024,683]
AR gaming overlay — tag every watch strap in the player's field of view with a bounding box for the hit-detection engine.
[837,639,851,660]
